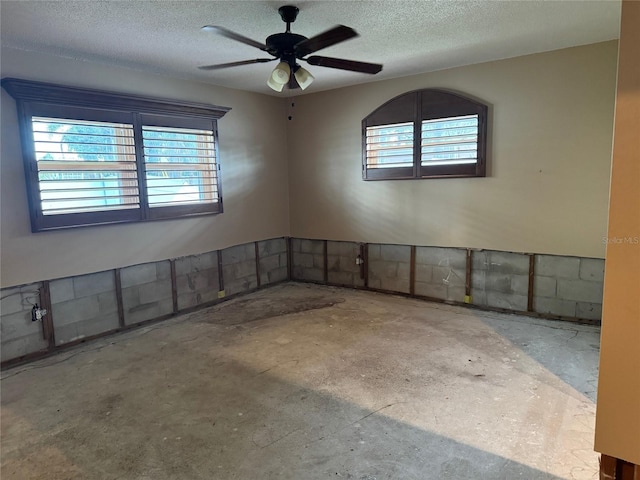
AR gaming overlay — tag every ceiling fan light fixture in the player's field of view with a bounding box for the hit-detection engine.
[294,66,314,90]
[267,76,285,92]
[270,61,291,84]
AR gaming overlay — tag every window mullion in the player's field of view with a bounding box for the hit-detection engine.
[132,113,149,219]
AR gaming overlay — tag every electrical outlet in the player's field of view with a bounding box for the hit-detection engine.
[218,290,226,299]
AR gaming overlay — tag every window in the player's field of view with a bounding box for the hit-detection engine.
[363,89,488,180]
[2,78,229,231]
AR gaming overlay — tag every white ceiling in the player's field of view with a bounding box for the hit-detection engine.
[0,0,621,96]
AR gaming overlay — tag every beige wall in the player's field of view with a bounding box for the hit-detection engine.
[595,1,640,465]
[288,41,618,258]
[0,48,290,287]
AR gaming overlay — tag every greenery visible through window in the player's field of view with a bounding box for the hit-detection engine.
[362,89,488,180]
[1,78,229,231]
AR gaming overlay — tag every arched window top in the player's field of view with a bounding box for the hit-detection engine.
[363,89,488,180]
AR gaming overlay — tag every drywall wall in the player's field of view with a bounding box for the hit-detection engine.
[287,41,618,259]
[595,1,640,465]
[0,47,290,287]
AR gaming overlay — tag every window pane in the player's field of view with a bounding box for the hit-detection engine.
[421,115,479,166]
[142,126,218,207]
[32,117,139,215]
[365,122,413,168]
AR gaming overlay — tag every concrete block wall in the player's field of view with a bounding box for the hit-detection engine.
[534,255,605,320]
[415,247,466,302]
[291,238,325,282]
[368,244,411,293]
[0,283,48,362]
[175,251,220,310]
[327,241,365,288]
[471,250,530,311]
[50,271,119,345]
[258,238,288,286]
[121,261,173,325]
[222,243,258,296]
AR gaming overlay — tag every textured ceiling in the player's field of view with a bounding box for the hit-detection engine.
[0,0,621,96]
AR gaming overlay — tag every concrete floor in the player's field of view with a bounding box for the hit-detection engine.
[1,283,600,480]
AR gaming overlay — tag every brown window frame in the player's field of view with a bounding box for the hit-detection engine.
[1,78,230,232]
[362,89,488,181]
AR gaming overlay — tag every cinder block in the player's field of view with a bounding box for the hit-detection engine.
[50,279,74,304]
[328,241,359,258]
[368,244,381,261]
[225,277,258,296]
[432,266,465,287]
[533,276,557,298]
[76,313,119,338]
[300,239,324,255]
[379,277,410,294]
[292,238,302,253]
[536,255,580,279]
[124,299,173,325]
[415,282,447,299]
[138,280,172,304]
[121,286,140,310]
[259,255,280,273]
[0,310,43,341]
[292,267,324,283]
[486,292,527,311]
[557,279,604,304]
[156,260,172,280]
[576,302,602,321]
[487,251,529,275]
[191,252,218,271]
[380,244,411,263]
[471,271,485,290]
[416,247,466,269]
[397,262,410,280]
[534,297,577,317]
[120,264,157,289]
[52,296,100,326]
[470,289,487,306]
[312,254,324,269]
[97,291,118,313]
[472,250,489,271]
[369,261,397,278]
[415,264,432,283]
[510,275,530,296]
[328,271,354,286]
[222,244,254,265]
[1,285,42,315]
[73,271,115,298]
[446,286,466,302]
[294,252,314,269]
[579,258,605,282]
[1,333,48,362]
[267,267,288,284]
[174,257,192,276]
[279,253,288,267]
[258,238,286,257]
[485,274,512,294]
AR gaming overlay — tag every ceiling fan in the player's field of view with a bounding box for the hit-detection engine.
[198,5,383,92]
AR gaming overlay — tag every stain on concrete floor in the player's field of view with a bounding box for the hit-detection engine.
[1,283,600,480]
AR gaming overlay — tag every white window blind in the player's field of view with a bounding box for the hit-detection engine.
[421,114,479,166]
[142,125,218,208]
[365,122,414,169]
[32,117,139,216]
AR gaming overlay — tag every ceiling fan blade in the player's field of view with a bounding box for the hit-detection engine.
[198,58,275,71]
[202,25,267,51]
[294,25,358,57]
[306,56,382,74]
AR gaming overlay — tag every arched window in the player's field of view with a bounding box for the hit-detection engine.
[362,89,488,180]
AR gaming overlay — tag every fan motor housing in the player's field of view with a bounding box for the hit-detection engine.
[266,33,307,59]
